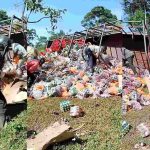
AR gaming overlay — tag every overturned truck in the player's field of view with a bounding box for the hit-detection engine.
[46,20,150,72]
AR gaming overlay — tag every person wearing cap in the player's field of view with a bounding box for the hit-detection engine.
[27,58,45,88]
[122,47,137,74]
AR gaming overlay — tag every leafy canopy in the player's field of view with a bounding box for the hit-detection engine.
[48,30,65,40]
[0,10,11,25]
[81,6,118,28]
[25,0,67,30]
[122,0,150,27]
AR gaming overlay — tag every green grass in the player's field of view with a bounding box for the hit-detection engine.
[122,106,150,150]
[0,97,149,150]
[0,112,26,150]
[27,97,122,150]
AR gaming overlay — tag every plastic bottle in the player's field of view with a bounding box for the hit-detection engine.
[137,123,150,138]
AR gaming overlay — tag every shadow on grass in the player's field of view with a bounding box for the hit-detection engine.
[46,137,87,150]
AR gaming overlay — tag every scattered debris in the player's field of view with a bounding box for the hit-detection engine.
[27,121,75,150]
[137,123,150,138]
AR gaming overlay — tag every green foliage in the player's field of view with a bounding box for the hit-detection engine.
[36,36,47,49]
[0,10,11,25]
[122,0,150,26]
[25,0,67,30]
[129,9,145,26]
[49,30,65,40]
[0,111,27,150]
[81,6,118,28]
[27,28,38,45]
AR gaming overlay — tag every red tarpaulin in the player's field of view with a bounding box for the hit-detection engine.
[48,38,85,52]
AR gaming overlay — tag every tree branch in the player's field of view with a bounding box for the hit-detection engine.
[27,16,50,23]
[27,10,32,21]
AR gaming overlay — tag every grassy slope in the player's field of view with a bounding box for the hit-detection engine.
[0,111,26,150]
[122,106,150,149]
[0,97,149,150]
[27,97,121,150]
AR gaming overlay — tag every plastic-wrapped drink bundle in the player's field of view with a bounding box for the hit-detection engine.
[76,92,85,99]
[78,89,90,98]
[70,106,83,117]
[137,123,150,138]
[55,86,62,96]
[100,90,111,98]
[99,71,110,79]
[130,101,142,110]
[31,82,46,99]
[69,86,78,96]
[94,67,103,74]
[142,69,150,77]
[111,74,118,82]
[132,81,142,88]
[60,100,71,112]
[48,87,57,97]
[32,90,43,99]
[66,79,73,88]
[122,120,130,136]
[92,74,101,82]
[42,63,53,70]
[130,91,138,101]
[55,77,63,85]
[46,73,54,82]
[140,95,150,106]
[32,87,44,99]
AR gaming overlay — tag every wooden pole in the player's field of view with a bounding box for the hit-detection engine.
[68,32,75,57]
[142,20,150,72]
[8,15,14,38]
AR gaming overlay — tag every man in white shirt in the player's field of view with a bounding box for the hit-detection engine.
[85,42,112,73]
[12,43,27,68]
[87,42,101,57]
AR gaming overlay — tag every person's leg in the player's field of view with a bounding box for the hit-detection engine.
[0,115,5,129]
[0,91,7,129]
[85,48,92,72]
[27,71,34,89]
[126,56,137,74]
[88,54,96,74]
[122,59,126,66]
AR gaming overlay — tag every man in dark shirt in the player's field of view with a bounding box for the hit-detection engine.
[0,35,11,129]
[122,47,137,74]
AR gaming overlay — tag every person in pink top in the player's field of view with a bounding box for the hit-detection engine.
[27,58,45,88]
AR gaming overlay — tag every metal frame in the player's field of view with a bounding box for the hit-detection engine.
[142,20,150,71]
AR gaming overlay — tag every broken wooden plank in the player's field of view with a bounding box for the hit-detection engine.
[2,81,27,104]
[27,122,74,150]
